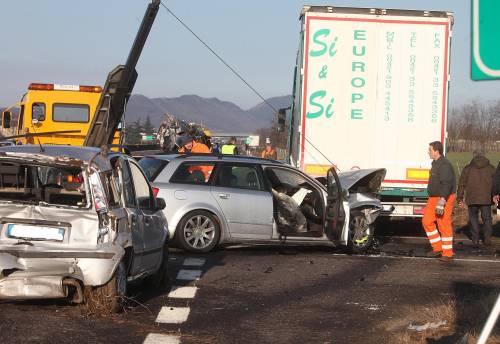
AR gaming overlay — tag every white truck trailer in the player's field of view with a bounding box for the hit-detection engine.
[287,5,454,218]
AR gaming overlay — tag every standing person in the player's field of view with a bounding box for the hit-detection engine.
[221,136,239,155]
[492,161,500,216]
[422,141,457,262]
[457,149,496,247]
[261,141,277,159]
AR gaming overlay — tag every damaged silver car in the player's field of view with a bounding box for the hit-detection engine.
[139,154,386,253]
[0,146,169,312]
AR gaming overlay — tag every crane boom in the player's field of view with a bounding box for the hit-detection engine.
[84,0,161,147]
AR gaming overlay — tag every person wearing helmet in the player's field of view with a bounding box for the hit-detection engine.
[200,130,213,150]
[261,141,277,159]
[178,136,211,154]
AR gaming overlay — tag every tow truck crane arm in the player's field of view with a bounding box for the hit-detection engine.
[83,0,160,147]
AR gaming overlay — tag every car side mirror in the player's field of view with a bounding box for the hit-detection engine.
[2,111,12,129]
[156,197,166,210]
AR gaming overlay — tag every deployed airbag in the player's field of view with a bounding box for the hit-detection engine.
[272,189,307,235]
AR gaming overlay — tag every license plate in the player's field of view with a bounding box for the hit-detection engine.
[6,224,65,242]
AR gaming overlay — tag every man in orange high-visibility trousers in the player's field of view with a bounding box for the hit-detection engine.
[422,141,457,262]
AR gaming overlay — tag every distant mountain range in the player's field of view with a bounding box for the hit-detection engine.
[124,94,292,132]
[1,94,292,133]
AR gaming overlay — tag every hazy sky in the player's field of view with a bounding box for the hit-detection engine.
[1,0,498,109]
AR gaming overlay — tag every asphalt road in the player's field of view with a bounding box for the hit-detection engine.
[1,235,499,344]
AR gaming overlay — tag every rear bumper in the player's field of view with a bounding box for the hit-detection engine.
[0,244,124,301]
[380,202,426,218]
[0,274,68,300]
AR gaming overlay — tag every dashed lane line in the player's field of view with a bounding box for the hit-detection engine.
[183,258,206,266]
[176,269,202,281]
[156,306,191,324]
[143,333,181,344]
[145,257,207,342]
[168,286,198,299]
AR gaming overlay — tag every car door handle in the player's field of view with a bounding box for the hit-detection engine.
[218,193,230,199]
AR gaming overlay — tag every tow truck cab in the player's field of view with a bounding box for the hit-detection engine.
[1,83,120,146]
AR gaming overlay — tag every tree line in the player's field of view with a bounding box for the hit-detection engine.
[448,100,500,152]
[123,116,155,144]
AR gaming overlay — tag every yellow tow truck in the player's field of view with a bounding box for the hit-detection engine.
[1,83,120,146]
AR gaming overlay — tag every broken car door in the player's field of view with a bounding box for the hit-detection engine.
[128,160,164,271]
[116,157,144,275]
[324,167,345,241]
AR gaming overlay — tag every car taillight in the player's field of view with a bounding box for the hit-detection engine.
[413,206,425,215]
[153,187,159,197]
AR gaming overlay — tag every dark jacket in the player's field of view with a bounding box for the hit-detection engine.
[457,155,495,205]
[427,156,456,198]
[493,162,500,197]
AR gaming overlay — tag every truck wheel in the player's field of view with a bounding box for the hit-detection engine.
[348,210,374,254]
[144,246,170,291]
[176,210,220,253]
[84,260,127,315]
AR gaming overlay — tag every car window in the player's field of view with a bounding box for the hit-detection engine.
[0,162,87,208]
[170,162,215,185]
[101,172,120,208]
[129,162,153,210]
[120,160,136,208]
[32,102,46,121]
[52,103,89,123]
[138,157,168,181]
[214,164,263,190]
[265,167,309,188]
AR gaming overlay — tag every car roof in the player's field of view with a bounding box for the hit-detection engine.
[0,145,117,170]
[143,153,286,166]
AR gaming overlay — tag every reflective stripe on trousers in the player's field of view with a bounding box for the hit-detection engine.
[422,194,455,257]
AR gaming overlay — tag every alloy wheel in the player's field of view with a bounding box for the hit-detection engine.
[183,214,216,250]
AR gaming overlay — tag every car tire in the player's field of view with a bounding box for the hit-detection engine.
[84,260,127,314]
[144,246,170,291]
[176,210,221,253]
[348,210,374,254]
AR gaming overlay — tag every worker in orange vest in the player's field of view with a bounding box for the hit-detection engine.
[422,141,456,262]
[178,136,211,154]
[178,136,212,180]
[261,141,277,160]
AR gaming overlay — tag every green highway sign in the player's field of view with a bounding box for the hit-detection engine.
[472,0,500,80]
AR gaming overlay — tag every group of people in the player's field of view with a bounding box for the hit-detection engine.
[177,133,278,159]
[423,141,499,262]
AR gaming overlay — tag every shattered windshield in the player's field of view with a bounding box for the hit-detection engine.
[0,161,87,208]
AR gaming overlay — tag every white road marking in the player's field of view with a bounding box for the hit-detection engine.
[143,333,181,344]
[177,269,202,280]
[183,258,206,266]
[331,253,500,264]
[168,286,198,299]
[156,307,191,324]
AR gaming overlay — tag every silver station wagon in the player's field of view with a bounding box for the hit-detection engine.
[0,145,169,312]
[139,154,386,254]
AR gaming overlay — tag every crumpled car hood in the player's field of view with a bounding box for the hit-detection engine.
[338,168,386,194]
